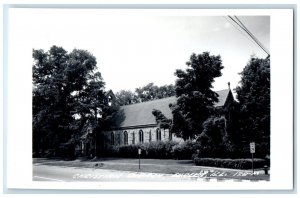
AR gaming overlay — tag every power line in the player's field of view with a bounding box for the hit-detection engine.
[222,16,259,48]
[229,16,270,56]
[228,16,268,55]
[233,16,270,55]
[228,16,269,55]
[227,16,270,56]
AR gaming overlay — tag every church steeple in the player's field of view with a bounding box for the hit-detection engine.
[105,90,116,107]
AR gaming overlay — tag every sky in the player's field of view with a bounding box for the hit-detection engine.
[9,9,270,95]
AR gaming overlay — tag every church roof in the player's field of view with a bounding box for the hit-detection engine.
[114,89,231,129]
[215,89,231,107]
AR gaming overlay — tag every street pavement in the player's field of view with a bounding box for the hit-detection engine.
[33,163,269,182]
[33,164,201,182]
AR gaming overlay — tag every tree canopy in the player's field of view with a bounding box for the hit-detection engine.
[235,56,270,156]
[32,46,109,155]
[135,83,175,102]
[197,116,228,157]
[152,109,172,129]
[115,90,138,106]
[170,52,224,140]
[115,83,175,106]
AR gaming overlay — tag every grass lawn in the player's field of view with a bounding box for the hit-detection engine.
[33,157,270,181]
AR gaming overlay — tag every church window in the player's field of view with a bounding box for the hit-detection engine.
[132,132,135,144]
[156,128,161,141]
[124,131,128,145]
[110,132,115,145]
[169,131,172,140]
[108,95,112,106]
[139,130,144,143]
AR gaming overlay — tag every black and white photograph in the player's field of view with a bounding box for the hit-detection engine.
[31,11,270,182]
[4,5,294,192]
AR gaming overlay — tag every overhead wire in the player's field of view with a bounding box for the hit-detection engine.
[222,16,259,48]
[227,16,267,54]
[233,16,270,55]
[228,15,270,56]
[228,16,269,55]
[226,15,270,56]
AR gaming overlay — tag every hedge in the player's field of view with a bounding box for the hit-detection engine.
[99,140,270,161]
[101,141,179,159]
[194,157,269,169]
[112,141,201,159]
[172,140,201,159]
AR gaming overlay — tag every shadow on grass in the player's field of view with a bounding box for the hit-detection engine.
[176,160,194,165]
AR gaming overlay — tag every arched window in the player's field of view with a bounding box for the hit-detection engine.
[156,128,161,141]
[149,130,152,142]
[110,132,115,145]
[117,133,121,145]
[124,131,128,145]
[132,132,135,145]
[169,130,172,140]
[139,130,144,143]
[108,95,112,106]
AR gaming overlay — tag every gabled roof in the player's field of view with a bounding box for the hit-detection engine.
[215,89,231,107]
[114,89,232,129]
[118,96,176,129]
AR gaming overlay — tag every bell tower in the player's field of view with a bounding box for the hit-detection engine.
[105,90,116,107]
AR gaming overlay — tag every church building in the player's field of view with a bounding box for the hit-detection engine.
[101,86,234,148]
[77,85,234,157]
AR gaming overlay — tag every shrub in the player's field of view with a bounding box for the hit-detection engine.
[106,141,179,159]
[194,158,268,169]
[142,141,178,159]
[118,144,139,158]
[172,140,201,159]
[101,145,119,157]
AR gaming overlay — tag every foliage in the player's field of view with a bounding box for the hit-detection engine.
[114,90,138,106]
[196,116,232,157]
[170,52,224,140]
[235,56,270,156]
[135,83,175,102]
[152,109,172,129]
[32,46,109,156]
[194,157,268,169]
[115,83,175,106]
[100,141,178,159]
[172,140,201,160]
[223,101,244,149]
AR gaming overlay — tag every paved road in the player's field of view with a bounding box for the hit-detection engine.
[33,164,201,182]
[33,158,269,182]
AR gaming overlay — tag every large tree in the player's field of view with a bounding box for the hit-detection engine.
[32,46,107,155]
[115,83,175,106]
[115,90,138,106]
[135,83,175,103]
[197,116,228,157]
[235,56,270,157]
[170,52,224,140]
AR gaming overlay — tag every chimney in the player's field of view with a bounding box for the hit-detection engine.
[228,82,231,89]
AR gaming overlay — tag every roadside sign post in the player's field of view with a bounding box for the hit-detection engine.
[138,148,141,170]
[250,142,255,174]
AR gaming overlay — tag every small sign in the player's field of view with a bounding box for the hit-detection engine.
[138,148,141,155]
[250,142,255,153]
